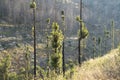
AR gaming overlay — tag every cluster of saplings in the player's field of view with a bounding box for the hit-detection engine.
[0,1,89,80]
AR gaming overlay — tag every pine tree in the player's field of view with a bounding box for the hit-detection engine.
[0,51,11,80]
[24,46,31,80]
[76,16,89,64]
[50,22,64,74]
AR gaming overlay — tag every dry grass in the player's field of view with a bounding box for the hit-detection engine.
[71,48,120,80]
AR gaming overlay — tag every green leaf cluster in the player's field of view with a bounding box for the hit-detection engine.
[76,16,89,39]
[78,22,89,39]
[51,22,64,49]
[76,16,82,22]
[51,53,62,70]
[30,1,36,9]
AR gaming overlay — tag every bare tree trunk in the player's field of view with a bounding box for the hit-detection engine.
[78,0,82,66]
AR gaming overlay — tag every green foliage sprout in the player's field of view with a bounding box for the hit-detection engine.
[77,22,89,39]
[76,16,82,22]
[30,1,36,9]
[76,16,89,39]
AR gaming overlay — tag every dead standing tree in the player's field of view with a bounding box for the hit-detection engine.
[78,0,82,66]
[30,0,36,79]
[61,10,65,77]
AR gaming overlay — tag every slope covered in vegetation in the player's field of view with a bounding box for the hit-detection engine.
[43,46,120,80]
[72,47,120,80]
[0,44,120,80]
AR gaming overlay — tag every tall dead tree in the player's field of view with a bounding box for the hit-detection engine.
[30,0,36,79]
[61,10,65,77]
[78,0,82,66]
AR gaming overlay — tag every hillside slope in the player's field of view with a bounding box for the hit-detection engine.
[73,48,120,80]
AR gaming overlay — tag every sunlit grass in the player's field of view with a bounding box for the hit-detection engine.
[0,23,14,27]
[0,37,22,42]
[76,48,120,80]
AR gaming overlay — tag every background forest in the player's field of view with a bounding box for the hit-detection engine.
[0,0,120,80]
